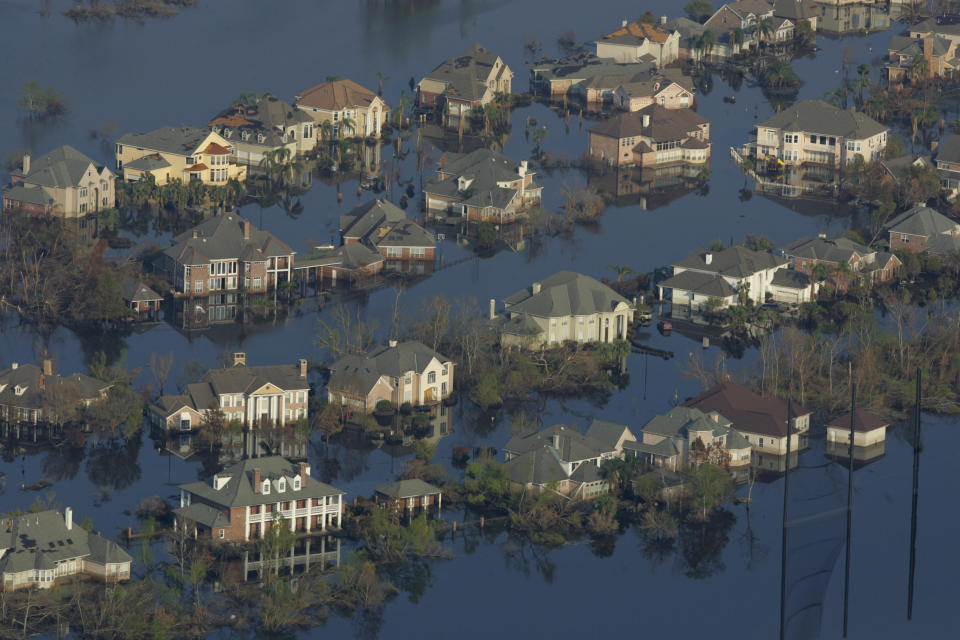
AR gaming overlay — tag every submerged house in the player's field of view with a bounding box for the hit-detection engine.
[594,19,681,66]
[209,95,317,166]
[3,146,115,218]
[625,406,752,471]
[885,204,960,255]
[1,508,132,590]
[116,126,247,185]
[588,104,710,168]
[826,409,888,447]
[120,278,163,320]
[780,234,900,292]
[0,359,111,426]
[374,479,443,515]
[340,199,436,266]
[295,78,390,139]
[417,44,513,117]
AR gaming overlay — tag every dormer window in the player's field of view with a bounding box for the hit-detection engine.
[224,129,233,139]
[293,477,301,491]
[262,480,270,495]
[14,385,26,396]
[257,133,265,143]
[277,478,286,492]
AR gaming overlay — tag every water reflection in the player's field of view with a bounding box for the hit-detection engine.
[588,163,708,210]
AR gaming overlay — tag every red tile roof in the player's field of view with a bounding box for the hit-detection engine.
[296,79,382,111]
[203,142,231,155]
[187,163,209,172]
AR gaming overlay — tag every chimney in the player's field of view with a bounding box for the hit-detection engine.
[931,140,940,153]
[42,358,53,376]
[923,37,933,67]
[532,282,542,295]
[243,220,251,239]
[818,232,827,239]
[39,373,44,390]
[64,507,73,531]
[705,253,713,265]
[642,113,650,127]
[298,461,309,482]
[518,160,528,177]
[660,15,667,25]
[252,468,261,493]
[489,298,496,320]
[22,153,30,175]
[388,339,398,348]
[233,352,246,366]
[192,229,199,239]
[299,358,307,378]
[10,363,17,370]
[621,19,628,28]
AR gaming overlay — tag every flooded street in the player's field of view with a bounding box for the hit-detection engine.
[0,1,956,637]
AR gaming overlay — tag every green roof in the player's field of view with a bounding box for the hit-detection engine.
[375,479,442,499]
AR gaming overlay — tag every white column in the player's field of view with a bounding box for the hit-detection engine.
[244,506,250,541]
[336,495,342,528]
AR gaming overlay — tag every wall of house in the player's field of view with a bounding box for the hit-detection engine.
[889,231,929,254]
[377,246,435,261]
[116,133,246,186]
[296,100,388,138]
[588,132,627,167]
[827,426,886,447]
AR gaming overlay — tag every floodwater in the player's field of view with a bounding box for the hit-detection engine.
[0,1,955,638]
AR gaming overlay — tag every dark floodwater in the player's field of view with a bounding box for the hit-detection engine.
[0,1,955,638]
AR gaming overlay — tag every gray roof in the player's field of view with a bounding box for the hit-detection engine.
[424,148,534,212]
[173,503,229,529]
[570,461,603,483]
[585,419,634,451]
[0,363,110,412]
[0,509,131,575]
[774,0,818,20]
[925,233,960,256]
[771,269,812,289]
[504,270,631,318]
[117,126,214,156]
[781,235,870,265]
[674,245,786,278]
[889,34,951,59]
[375,479,442,499]
[590,104,708,142]
[532,53,656,85]
[938,134,960,164]
[377,219,436,248]
[623,438,679,458]
[663,16,708,41]
[178,456,344,510]
[500,312,544,337]
[757,99,887,140]
[328,341,451,395]
[883,154,932,181]
[505,446,569,486]
[15,145,107,189]
[911,16,960,38]
[120,278,162,303]
[211,96,313,149]
[164,213,294,264]
[659,270,737,298]
[886,205,958,238]
[504,424,610,463]
[641,406,732,440]
[2,184,52,207]
[423,43,506,102]
[340,199,407,241]
[123,153,172,172]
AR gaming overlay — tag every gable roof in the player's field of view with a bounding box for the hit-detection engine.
[377,219,436,248]
[2,184,52,207]
[826,409,888,433]
[504,424,611,463]
[422,44,508,102]
[177,456,343,510]
[0,363,110,411]
[532,53,657,86]
[164,213,294,264]
[124,153,172,172]
[590,103,708,141]
[641,406,732,440]
[674,245,786,278]
[16,145,107,189]
[504,270,631,318]
[684,381,809,438]
[757,99,887,140]
[296,79,384,111]
[781,235,870,264]
[937,134,960,164]
[328,341,451,395]
[375,479,442,499]
[120,278,162,304]
[597,21,674,47]
[885,205,958,238]
[585,419,635,450]
[117,126,219,157]
[340,199,407,240]
[659,270,737,298]
[771,269,812,290]
[505,446,570,486]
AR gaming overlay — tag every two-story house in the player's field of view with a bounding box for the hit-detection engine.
[780,234,900,292]
[909,15,960,47]
[496,271,634,348]
[613,70,696,111]
[935,134,960,197]
[326,340,454,412]
[209,95,317,166]
[885,204,960,256]
[816,0,889,36]
[1,508,132,590]
[886,34,959,84]
[503,422,636,499]
[339,199,436,265]
[624,406,752,472]
[423,148,542,224]
[295,79,390,139]
[684,382,811,455]
[163,213,295,307]
[658,245,788,311]
[116,126,247,185]
[0,359,111,426]
[175,456,344,541]
[3,146,114,218]
[417,44,513,121]
[149,353,310,432]
[529,53,656,101]
[588,104,710,168]
[753,99,888,167]
[595,19,681,66]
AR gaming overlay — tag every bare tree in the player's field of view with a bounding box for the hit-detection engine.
[149,351,174,395]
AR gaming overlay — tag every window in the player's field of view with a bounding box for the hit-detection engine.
[900,234,909,242]
[404,374,412,384]
[411,247,426,258]
[79,203,87,213]
[809,135,816,144]
[296,391,306,403]
[284,409,292,421]
[218,529,225,539]
[428,371,436,384]
[80,187,88,198]
[253,277,261,289]
[294,477,301,490]
[222,395,232,408]
[194,280,202,293]
[262,480,270,494]
[284,392,293,403]
[386,246,402,258]
[442,365,449,377]
[179,414,191,431]
[758,438,764,447]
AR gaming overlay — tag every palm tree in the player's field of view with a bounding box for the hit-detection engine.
[339,116,357,139]
[763,60,801,90]
[607,264,636,283]
[757,17,773,47]
[394,92,412,127]
[732,28,745,55]
[911,101,938,141]
[855,63,872,106]
[376,71,390,96]
[700,29,715,62]
[911,53,930,83]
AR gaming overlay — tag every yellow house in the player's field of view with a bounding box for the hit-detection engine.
[295,79,390,139]
[115,126,247,185]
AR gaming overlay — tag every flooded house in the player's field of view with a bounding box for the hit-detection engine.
[340,198,436,272]
[1,508,132,590]
[624,406,752,472]
[374,479,443,516]
[886,33,959,84]
[884,204,960,255]
[0,359,111,426]
[684,382,811,456]
[120,278,163,320]
[779,234,900,292]
[613,70,695,112]
[594,19,680,66]
[149,352,310,432]
[935,134,960,198]
[209,95,317,165]
[417,44,513,124]
[116,125,247,185]
[826,409,888,447]
[529,53,656,102]
[295,78,390,139]
[3,145,114,218]
[814,0,889,36]
[175,456,345,541]
[495,270,634,348]
[326,340,454,412]
[587,105,710,169]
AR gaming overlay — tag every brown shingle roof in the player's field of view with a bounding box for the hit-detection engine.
[684,382,809,438]
[204,143,231,155]
[827,410,888,433]
[296,79,382,111]
[602,21,671,44]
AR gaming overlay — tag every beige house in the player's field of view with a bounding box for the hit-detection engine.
[588,104,710,168]
[295,79,390,139]
[752,99,888,167]
[116,126,247,185]
[149,353,310,431]
[614,76,695,112]
[1,508,132,590]
[417,44,512,117]
[3,146,114,218]
[626,406,752,472]
[327,341,454,412]
[209,95,317,165]
[826,409,888,447]
[595,20,681,66]
[497,271,634,348]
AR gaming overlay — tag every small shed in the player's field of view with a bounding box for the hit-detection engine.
[121,278,163,319]
[826,409,888,447]
[374,479,442,513]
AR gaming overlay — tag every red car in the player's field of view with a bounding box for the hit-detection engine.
[658,319,673,333]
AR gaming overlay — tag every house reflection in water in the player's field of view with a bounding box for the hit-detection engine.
[215,535,341,586]
[825,440,886,469]
[588,163,707,210]
[155,426,308,467]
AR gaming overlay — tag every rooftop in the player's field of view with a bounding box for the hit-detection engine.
[295,78,386,111]
[673,245,786,278]
[422,43,509,102]
[885,205,958,238]
[14,145,107,189]
[164,214,294,265]
[756,99,887,140]
[590,104,709,142]
[684,381,809,438]
[504,270,631,318]
[328,341,451,395]
[118,126,219,157]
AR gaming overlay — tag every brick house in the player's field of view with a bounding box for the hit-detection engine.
[423,148,542,224]
[175,456,345,541]
[149,352,310,432]
[162,214,295,317]
[374,479,443,516]
[327,340,454,412]
[0,359,111,426]
[339,199,436,264]
[886,34,959,84]
[781,234,901,292]
[3,146,115,218]
[588,104,710,168]
[885,204,960,255]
